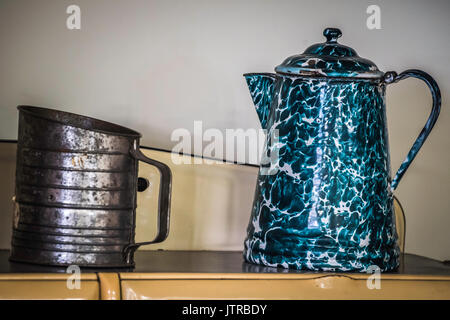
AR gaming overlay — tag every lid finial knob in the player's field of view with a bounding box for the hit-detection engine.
[323,28,342,43]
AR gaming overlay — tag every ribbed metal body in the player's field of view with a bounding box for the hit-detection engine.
[10,106,171,267]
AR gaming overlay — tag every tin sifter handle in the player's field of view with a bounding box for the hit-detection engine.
[384,70,441,191]
[124,147,172,264]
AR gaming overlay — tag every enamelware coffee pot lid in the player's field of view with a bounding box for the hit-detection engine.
[275,27,383,79]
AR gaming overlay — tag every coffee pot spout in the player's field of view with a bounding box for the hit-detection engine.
[244,73,276,129]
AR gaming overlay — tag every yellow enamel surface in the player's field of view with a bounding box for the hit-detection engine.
[0,279,99,300]
[98,273,120,300]
[118,272,450,281]
[135,149,257,251]
[120,277,450,300]
[120,268,450,300]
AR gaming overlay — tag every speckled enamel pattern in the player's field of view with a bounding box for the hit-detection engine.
[243,28,441,272]
[275,28,383,79]
[244,75,400,272]
[244,73,276,129]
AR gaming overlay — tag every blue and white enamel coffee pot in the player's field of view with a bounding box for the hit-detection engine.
[243,27,441,272]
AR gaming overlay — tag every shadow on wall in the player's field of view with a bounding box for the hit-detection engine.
[0,143,16,249]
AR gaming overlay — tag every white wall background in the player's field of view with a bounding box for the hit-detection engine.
[0,0,449,261]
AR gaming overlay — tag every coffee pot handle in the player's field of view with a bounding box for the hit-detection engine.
[124,147,172,264]
[384,69,441,191]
